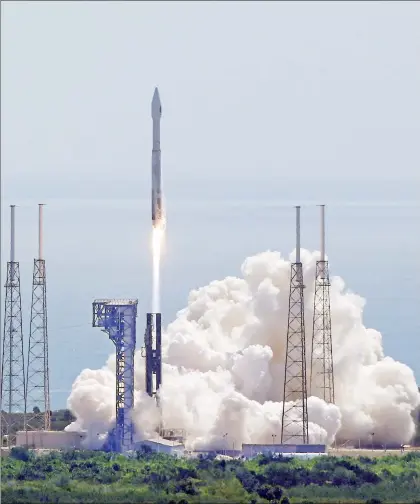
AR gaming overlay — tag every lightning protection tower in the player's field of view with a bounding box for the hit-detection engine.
[142,313,162,401]
[310,205,335,404]
[281,206,309,444]
[1,205,26,447]
[25,204,51,434]
[92,299,138,453]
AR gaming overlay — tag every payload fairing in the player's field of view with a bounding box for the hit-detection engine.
[151,87,164,228]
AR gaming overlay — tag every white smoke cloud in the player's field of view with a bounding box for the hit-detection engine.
[66,250,420,449]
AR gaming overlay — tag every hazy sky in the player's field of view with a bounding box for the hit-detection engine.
[1,1,419,406]
[2,0,420,198]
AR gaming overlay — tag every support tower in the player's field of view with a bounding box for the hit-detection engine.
[92,299,138,452]
[281,206,309,444]
[142,313,162,400]
[1,205,26,447]
[310,205,335,403]
[25,204,51,433]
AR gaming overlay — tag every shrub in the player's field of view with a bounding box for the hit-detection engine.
[175,477,199,496]
[359,456,377,465]
[257,483,283,501]
[16,466,46,481]
[177,467,197,480]
[53,474,70,489]
[10,446,32,462]
[236,467,259,494]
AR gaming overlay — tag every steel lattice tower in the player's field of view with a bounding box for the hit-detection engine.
[25,204,51,434]
[1,205,26,447]
[92,299,138,453]
[310,205,335,403]
[281,206,309,444]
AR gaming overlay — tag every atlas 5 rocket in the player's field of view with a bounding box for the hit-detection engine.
[151,87,163,228]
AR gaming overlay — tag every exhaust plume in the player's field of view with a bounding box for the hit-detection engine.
[67,250,420,449]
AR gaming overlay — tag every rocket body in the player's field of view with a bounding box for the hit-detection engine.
[151,88,164,228]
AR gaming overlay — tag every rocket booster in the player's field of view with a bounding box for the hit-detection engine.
[151,87,163,228]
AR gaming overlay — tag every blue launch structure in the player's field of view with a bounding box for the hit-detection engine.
[142,313,162,400]
[92,299,138,453]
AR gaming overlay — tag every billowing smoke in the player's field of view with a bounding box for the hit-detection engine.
[66,250,420,449]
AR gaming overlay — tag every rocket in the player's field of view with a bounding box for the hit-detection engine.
[151,87,164,228]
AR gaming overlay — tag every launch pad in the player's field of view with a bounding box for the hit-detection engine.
[142,314,185,444]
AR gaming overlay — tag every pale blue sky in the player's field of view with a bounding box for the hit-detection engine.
[1,1,419,407]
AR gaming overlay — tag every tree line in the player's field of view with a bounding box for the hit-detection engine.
[1,446,419,503]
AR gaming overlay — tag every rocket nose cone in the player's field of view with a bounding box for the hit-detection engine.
[152,87,162,118]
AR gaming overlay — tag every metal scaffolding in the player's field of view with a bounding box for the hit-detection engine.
[25,204,51,433]
[1,205,26,447]
[281,206,309,444]
[310,205,335,403]
[92,299,138,453]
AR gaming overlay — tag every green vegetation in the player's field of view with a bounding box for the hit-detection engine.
[50,409,76,432]
[1,447,420,503]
